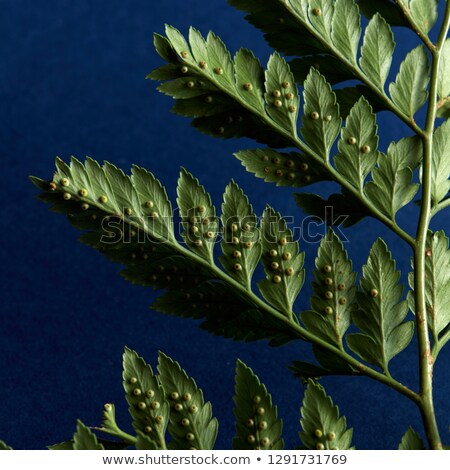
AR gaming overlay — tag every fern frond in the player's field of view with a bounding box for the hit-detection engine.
[31,157,306,346]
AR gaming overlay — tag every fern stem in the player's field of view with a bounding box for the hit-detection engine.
[394,0,436,53]
[280,0,426,138]
[413,3,450,450]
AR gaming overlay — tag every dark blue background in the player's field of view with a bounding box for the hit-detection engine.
[1,0,449,450]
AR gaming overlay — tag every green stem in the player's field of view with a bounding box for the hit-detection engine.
[395,0,436,52]
[413,3,450,450]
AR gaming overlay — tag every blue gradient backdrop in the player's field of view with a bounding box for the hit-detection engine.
[1,0,449,450]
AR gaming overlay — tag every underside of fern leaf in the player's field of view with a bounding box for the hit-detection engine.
[233,360,283,450]
[300,379,354,450]
[149,17,427,233]
[157,352,218,450]
[31,157,306,347]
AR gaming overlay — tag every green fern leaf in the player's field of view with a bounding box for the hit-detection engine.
[430,119,450,204]
[135,432,159,450]
[398,426,425,450]
[235,148,330,188]
[360,13,395,90]
[357,0,408,27]
[408,0,438,35]
[97,403,133,444]
[264,52,299,134]
[334,96,379,190]
[157,352,218,450]
[437,39,450,118]
[220,181,261,289]
[177,168,218,263]
[205,31,236,92]
[289,56,352,85]
[365,137,421,220]
[294,191,368,227]
[408,231,450,338]
[153,281,299,346]
[289,361,334,381]
[387,135,423,170]
[83,158,121,214]
[188,27,209,67]
[233,360,283,450]
[290,353,357,381]
[32,158,304,347]
[82,231,207,291]
[73,420,104,450]
[235,48,265,113]
[122,347,169,448]
[228,0,326,57]
[301,229,357,348]
[99,403,118,435]
[151,27,291,147]
[164,25,192,62]
[347,239,414,374]
[147,63,189,81]
[258,206,305,317]
[191,112,290,147]
[0,441,12,450]
[331,0,361,65]
[157,76,217,100]
[131,165,174,241]
[301,68,341,161]
[229,0,360,86]
[153,33,177,62]
[312,345,357,376]
[300,380,353,450]
[307,0,333,43]
[171,94,235,118]
[103,161,141,220]
[335,85,387,118]
[33,157,209,293]
[48,440,74,450]
[389,45,429,120]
